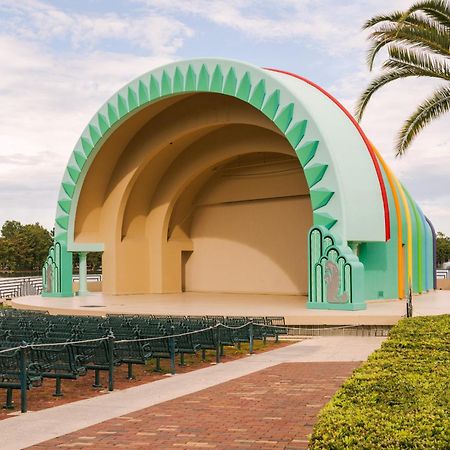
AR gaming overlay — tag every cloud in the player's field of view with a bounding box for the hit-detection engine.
[0,0,190,229]
[0,0,193,54]
[143,0,413,56]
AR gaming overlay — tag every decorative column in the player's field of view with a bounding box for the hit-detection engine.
[78,252,88,296]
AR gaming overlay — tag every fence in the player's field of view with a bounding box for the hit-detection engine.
[436,269,449,279]
[0,275,103,299]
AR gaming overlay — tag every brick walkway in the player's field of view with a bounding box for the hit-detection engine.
[31,362,360,450]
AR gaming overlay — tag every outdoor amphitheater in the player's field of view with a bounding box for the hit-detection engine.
[0,56,448,449]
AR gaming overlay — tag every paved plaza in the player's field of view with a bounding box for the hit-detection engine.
[32,362,360,449]
[0,337,384,449]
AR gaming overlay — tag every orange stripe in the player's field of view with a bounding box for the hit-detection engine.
[372,147,404,298]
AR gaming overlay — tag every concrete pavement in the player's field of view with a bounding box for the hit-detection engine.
[0,336,385,449]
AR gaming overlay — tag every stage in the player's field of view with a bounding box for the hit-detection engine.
[11,290,450,325]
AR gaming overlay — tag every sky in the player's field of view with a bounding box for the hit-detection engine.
[0,0,449,234]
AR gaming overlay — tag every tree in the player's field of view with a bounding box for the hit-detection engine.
[436,231,450,266]
[0,221,53,273]
[356,0,450,155]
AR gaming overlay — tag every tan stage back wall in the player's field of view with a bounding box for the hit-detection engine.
[184,154,311,295]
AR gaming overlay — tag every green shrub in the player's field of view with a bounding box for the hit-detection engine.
[309,315,450,449]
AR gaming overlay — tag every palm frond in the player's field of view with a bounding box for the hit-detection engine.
[355,69,430,121]
[383,45,450,80]
[406,0,450,28]
[370,22,450,57]
[363,11,405,29]
[396,85,450,155]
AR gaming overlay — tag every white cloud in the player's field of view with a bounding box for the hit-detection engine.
[144,0,413,55]
[0,0,190,229]
[0,0,193,54]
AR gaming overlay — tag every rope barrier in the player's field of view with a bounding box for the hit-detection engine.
[0,345,21,354]
[251,322,367,333]
[30,336,108,348]
[0,318,388,352]
[115,326,216,344]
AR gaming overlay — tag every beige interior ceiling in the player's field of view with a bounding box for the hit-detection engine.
[75,93,312,295]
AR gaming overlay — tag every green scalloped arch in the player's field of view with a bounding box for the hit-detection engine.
[55,61,340,249]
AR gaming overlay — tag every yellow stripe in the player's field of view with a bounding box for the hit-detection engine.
[371,147,404,298]
[395,177,413,290]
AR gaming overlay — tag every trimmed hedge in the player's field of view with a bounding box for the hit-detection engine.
[309,315,450,449]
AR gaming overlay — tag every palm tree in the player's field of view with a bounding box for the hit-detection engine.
[355,0,450,155]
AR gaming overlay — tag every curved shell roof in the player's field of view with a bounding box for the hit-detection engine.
[55,58,390,247]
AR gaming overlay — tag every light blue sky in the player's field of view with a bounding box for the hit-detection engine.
[0,0,449,233]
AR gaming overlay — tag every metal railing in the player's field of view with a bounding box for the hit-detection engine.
[436,269,449,279]
[0,274,102,299]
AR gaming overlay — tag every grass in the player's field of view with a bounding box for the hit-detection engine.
[309,315,450,450]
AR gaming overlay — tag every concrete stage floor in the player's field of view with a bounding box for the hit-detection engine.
[12,290,450,325]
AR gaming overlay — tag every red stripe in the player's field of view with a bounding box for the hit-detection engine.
[264,67,391,241]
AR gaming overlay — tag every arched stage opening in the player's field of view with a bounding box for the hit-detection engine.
[75,93,312,296]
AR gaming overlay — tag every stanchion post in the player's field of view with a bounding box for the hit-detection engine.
[169,335,176,375]
[216,325,221,363]
[249,321,254,354]
[407,284,413,318]
[108,333,115,391]
[19,346,27,413]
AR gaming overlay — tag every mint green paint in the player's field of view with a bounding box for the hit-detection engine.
[88,124,101,145]
[223,68,237,96]
[403,187,419,293]
[62,181,75,198]
[81,137,93,155]
[97,113,109,134]
[304,164,328,187]
[308,226,366,310]
[236,72,251,100]
[274,103,294,133]
[296,141,318,167]
[210,65,224,92]
[403,186,424,293]
[117,94,128,118]
[198,64,210,91]
[313,212,337,230]
[359,163,398,300]
[149,75,160,99]
[107,103,118,125]
[185,65,196,91]
[161,71,172,96]
[261,89,280,119]
[173,68,184,93]
[127,86,138,111]
[310,189,334,210]
[286,121,307,148]
[249,79,266,109]
[138,80,149,105]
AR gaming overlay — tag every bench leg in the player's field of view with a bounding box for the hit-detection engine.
[201,349,206,361]
[3,388,14,409]
[155,357,161,372]
[127,363,134,380]
[53,378,63,397]
[179,352,185,366]
[220,345,224,356]
[92,369,102,388]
